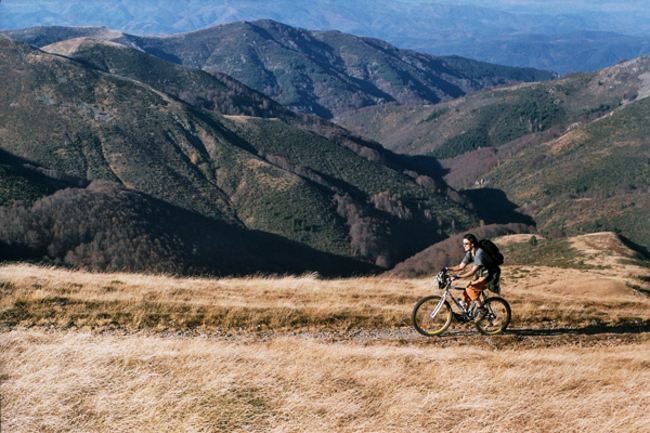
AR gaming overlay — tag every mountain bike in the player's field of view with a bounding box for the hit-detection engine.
[412,269,511,336]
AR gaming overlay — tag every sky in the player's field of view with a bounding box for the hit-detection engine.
[2,0,648,24]
[1,0,648,34]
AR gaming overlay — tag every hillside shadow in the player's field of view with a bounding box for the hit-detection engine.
[393,154,449,180]
[0,148,88,190]
[141,47,183,65]
[461,188,535,226]
[619,235,650,261]
[388,154,535,227]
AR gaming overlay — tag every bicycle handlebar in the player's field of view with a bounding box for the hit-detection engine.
[436,269,467,292]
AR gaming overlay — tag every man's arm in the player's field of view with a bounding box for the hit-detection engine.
[457,265,480,279]
[448,262,467,272]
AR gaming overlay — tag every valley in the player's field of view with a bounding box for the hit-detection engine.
[2,20,650,277]
[338,55,650,254]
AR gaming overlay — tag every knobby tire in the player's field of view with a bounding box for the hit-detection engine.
[474,297,511,335]
[412,295,452,336]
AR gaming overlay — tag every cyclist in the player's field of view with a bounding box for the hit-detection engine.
[446,234,494,318]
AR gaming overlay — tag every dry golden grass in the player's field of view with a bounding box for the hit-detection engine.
[3,329,650,432]
[1,255,648,333]
[2,233,650,432]
[0,264,430,332]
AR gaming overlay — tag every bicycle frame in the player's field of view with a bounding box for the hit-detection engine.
[436,273,487,320]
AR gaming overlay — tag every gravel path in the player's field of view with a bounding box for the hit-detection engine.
[4,321,650,350]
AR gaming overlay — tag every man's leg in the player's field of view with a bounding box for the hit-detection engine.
[464,278,488,306]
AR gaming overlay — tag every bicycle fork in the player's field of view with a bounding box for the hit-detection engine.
[429,292,448,319]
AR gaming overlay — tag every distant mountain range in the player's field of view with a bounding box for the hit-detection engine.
[3,20,555,119]
[2,0,650,75]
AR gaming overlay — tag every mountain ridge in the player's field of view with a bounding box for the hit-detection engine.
[5,24,649,275]
[4,20,556,119]
[336,53,650,159]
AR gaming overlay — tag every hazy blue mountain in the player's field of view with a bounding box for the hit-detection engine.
[425,31,650,76]
[2,0,650,74]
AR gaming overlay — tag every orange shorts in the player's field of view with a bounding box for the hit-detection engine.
[463,276,488,303]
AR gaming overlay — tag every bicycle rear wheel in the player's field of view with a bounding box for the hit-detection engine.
[475,297,511,335]
[412,295,452,336]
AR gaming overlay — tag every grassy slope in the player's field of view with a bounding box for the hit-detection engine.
[2,233,650,432]
[3,328,649,432]
[1,232,648,333]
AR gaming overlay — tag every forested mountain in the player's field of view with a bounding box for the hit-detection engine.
[0,34,481,274]
[338,54,650,259]
[4,20,649,276]
[337,54,650,160]
[4,20,555,119]
[0,177,372,276]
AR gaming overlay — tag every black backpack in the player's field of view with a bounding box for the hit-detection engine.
[477,239,504,267]
[477,238,503,294]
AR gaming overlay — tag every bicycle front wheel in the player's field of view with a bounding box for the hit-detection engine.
[475,297,511,335]
[412,295,452,336]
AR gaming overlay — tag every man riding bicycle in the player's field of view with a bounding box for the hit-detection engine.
[412,234,509,336]
[446,234,496,319]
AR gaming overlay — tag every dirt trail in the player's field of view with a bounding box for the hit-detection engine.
[7,321,649,351]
